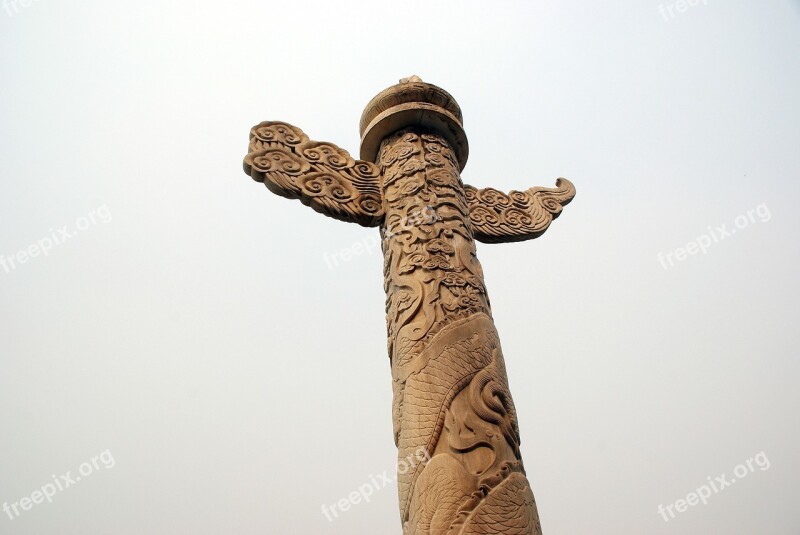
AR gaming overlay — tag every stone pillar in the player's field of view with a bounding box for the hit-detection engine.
[361,80,543,535]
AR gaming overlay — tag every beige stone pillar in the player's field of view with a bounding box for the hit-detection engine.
[244,76,576,535]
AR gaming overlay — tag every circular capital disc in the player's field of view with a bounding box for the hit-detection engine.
[359,79,469,170]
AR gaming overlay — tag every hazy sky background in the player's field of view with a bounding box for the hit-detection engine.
[1,1,799,533]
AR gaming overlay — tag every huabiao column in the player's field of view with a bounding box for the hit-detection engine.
[243,76,575,534]
[363,77,541,534]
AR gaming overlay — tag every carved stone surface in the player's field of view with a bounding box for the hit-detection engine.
[242,77,575,534]
[244,122,384,227]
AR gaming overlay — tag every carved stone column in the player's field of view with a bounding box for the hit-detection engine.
[243,76,575,535]
[364,87,542,534]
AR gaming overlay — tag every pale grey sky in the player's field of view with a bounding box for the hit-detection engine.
[1,1,799,533]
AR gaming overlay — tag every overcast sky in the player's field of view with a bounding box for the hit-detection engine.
[1,1,799,533]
